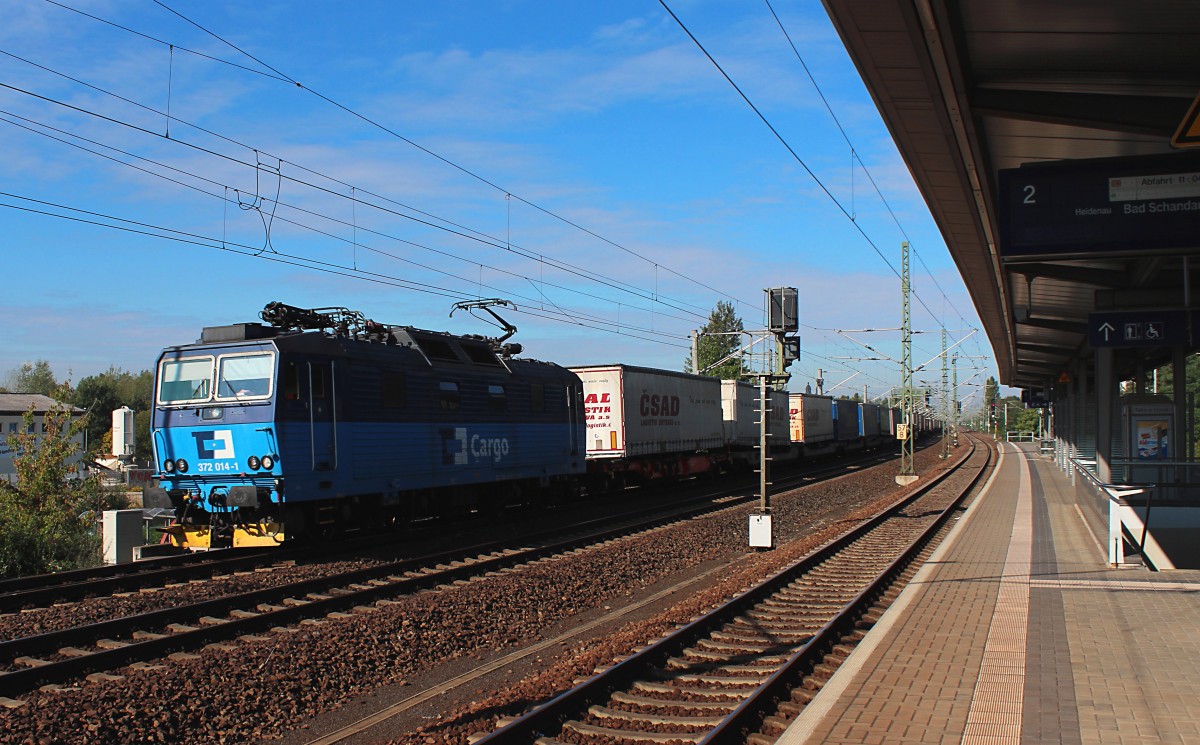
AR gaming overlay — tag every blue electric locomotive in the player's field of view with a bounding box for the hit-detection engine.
[144,302,586,549]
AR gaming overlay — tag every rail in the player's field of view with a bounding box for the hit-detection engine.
[475,438,987,744]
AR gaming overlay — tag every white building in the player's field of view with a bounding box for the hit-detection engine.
[0,393,86,484]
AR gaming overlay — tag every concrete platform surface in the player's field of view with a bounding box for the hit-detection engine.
[779,440,1200,745]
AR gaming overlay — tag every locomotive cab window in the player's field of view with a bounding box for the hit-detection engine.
[281,362,300,400]
[311,364,327,399]
[439,381,460,410]
[216,352,275,400]
[382,372,406,408]
[487,384,507,411]
[157,356,214,404]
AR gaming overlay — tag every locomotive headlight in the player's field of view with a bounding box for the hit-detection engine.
[163,460,175,473]
[175,458,189,474]
[202,407,223,420]
[247,455,261,471]
[261,455,275,470]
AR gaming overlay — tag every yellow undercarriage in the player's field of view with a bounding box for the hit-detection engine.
[161,522,287,550]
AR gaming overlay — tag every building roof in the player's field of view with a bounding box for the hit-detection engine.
[0,393,85,416]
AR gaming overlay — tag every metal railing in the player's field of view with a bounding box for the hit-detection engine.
[1071,457,1155,568]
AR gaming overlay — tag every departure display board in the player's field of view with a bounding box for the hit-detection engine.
[998,153,1200,258]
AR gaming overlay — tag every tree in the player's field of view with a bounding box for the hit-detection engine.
[685,301,753,381]
[984,376,999,409]
[75,367,154,460]
[2,360,60,397]
[0,388,127,577]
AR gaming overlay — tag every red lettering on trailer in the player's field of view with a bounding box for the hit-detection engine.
[584,393,612,404]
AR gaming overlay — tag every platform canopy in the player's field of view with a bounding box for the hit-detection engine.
[822,0,1200,389]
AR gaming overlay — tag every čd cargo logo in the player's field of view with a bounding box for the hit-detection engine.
[440,428,510,465]
[191,430,235,460]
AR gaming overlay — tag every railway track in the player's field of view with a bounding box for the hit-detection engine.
[1,451,876,700]
[468,434,991,745]
[0,445,899,615]
[0,438,955,743]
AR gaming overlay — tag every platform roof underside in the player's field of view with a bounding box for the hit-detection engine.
[822,0,1200,388]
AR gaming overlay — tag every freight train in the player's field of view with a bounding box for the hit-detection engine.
[144,303,929,549]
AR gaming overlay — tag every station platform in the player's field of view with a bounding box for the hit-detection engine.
[779,440,1200,745]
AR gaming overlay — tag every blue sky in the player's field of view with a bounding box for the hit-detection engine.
[0,0,999,406]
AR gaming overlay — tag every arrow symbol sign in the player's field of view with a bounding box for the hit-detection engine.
[1098,321,1115,341]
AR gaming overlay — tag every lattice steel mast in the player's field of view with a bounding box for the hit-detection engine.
[897,242,918,485]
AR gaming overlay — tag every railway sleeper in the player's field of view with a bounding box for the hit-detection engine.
[610,690,739,713]
[811,662,839,679]
[696,638,795,656]
[655,669,767,687]
[665,659,780,676]
[767,590,857,605]
[588,703,726,728]
[728,618,824,634]
[679,646,789,665]
[762,713,794,735]
[712,627,813,645]
[56,647,90,658]
[560,719,706,744]
[745,606,840,621]
[775,699,805,717]
[631,680,748,702]
[801,674,826,691]
[789,686,818,705]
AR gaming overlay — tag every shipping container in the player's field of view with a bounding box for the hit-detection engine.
[832,398,860,443]
[788,393,835,445]
[860,402,882,441]
[886,407,904,438]
[722,380,789,447]
[571,365,725,459]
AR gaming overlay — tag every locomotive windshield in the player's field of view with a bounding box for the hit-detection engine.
[157,351,275,405]
[215,352,274,400]
[157,356,213,404]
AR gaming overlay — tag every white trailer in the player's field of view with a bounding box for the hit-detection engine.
[572,365,725,458]
[722,380,790,446]
[789,393,836,454]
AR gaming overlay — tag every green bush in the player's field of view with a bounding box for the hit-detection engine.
[0,387,129,578]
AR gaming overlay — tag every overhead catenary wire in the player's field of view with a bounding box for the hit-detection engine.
[97,0,758,315]
[0,50,715,322]
[0,193,691,349]
[0,108,706,330]
[0,78,718,340]
[762,0,978,338]
[658,0,976,347]
[9,2,990,391]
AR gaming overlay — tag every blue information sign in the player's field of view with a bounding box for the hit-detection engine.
[1088,309,1189,347]
[999,153,1200,258]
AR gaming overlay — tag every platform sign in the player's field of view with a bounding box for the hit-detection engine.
[998,153,1200,258]
[1021,389,1049,408]
[1088,309,1188,347]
